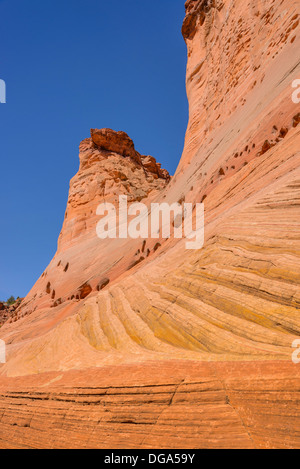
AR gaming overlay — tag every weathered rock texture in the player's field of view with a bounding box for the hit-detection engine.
[0,0,300,449]
[0,299,23,327]
[1,361,299,449]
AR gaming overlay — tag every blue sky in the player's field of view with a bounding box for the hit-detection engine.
[0,0,188,300]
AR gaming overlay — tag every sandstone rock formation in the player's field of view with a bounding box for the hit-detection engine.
[0,0,300,449]
[1,361,299,449]
[3,129,169,322]
[0,299,23,327]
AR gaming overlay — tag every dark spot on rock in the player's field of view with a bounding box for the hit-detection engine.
[79,283,92,300]
[127,257,145,271]
[293,113,300,127]
[97,278,110,291]
[279,127,288,138]
[154,243,161,252]
[261,140,272,154]
[52,298,62,308]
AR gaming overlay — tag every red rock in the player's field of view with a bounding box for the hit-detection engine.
[0,298,23,327]
[91,128,140,163]
[293,113,300,127]
[79,283,92,300]
[141,155,171,181]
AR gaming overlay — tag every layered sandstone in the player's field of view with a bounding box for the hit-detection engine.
[0,0,300,449]
[1,361,300,449]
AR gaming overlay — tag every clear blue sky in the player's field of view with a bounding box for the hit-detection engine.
[0,0,188,300]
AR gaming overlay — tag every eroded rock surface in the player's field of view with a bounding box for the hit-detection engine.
[0,299,23,327]
[0,362,299,449]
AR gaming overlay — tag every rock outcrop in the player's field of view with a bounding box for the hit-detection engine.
[0,0,300,449]
[3,129,169,323]
[0,299,23,327]
[91,128,140,162]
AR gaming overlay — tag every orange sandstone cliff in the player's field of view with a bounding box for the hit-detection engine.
[6,127,170,319]
[0,0,300,449]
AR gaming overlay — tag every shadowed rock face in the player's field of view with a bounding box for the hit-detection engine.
[0,0,300,449]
